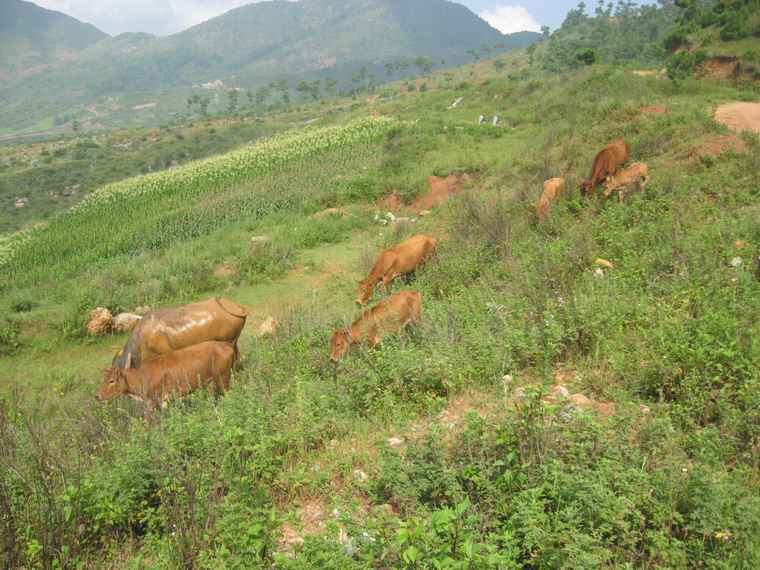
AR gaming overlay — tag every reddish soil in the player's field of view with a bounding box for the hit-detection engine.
[714,102,760,133]
[641,105,668,114]
[692,134,747,158]
[411,173,473,211]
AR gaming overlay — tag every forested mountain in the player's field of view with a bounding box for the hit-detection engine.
[0,0,538,136]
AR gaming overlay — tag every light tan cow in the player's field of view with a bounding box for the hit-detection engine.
[96,341,235,414]
[603,161,650,203]
[331,289,422,361]
[113,297,248,369]
[535,177,567,223]
[356,234,436,305]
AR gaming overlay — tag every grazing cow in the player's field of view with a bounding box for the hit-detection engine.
[113,297,248,369]
[356,234,436,305]
[331,289,422,361]
[535,177,567,223]
[603,161,650,203]
[96,341,236,414]
[580,139,631,197]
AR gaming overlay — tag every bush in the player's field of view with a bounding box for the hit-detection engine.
[0,317,20,354]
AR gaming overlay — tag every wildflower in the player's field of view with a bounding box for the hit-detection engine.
[715,530,732,541]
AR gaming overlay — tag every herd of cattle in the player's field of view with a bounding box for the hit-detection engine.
[95,234,436,415]
[96,138,646,415]
[535,138,649,222]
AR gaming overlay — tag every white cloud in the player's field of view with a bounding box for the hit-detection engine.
[479,5,542,34]
[31,0,279,36]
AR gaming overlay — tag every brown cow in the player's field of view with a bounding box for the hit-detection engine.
[603,161,650,203]
[356,234,436,305]
[331,289,422,361]
[535,177,567,223]
[113,297,248,369]
[580,139,631,197]
[96,341,235,414]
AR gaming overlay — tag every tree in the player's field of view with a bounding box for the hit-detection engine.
[324,77,339,95]
[414,55,434,74]
[541,25,551,35]
[187,94,210,119]
[562,2,589,27]
[481,43,493,56]
[226,90,239,115]
[467,48,481,60]
[576,48,598,65]
[296,80,312,99]
[254,86,270,106]
[310,79,321,100]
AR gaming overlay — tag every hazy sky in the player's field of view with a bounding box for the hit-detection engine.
[29,0,607,37]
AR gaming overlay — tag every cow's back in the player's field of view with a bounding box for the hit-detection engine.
[583,139,631,196]
[371,289,422,330]
[537,178,566,222]
[383,234,436,273]
[140,341,235,397]
[119,297,248,367]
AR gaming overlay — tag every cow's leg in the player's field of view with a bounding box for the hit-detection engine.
[217,370,231,392]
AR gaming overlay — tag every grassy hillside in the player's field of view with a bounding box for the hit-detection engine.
[0,57,759,568]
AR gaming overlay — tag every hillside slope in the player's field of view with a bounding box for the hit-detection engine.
[0,0,107,79]
[0,59,758,567]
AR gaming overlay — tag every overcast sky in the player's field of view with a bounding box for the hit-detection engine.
[29,0,611,37]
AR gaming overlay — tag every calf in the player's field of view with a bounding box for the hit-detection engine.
[580,139,631,197]
[96,341,235,414]
[603,161,650,203]
[535,177,566,223]
[331,289,422,361]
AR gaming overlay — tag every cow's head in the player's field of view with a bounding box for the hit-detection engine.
[330,328,351,361]
[95,366,127,402]
[579,179,593,198]
[356,279,377,305]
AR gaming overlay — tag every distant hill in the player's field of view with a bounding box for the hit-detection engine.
[0,0,108,78]
[0,0,540,136]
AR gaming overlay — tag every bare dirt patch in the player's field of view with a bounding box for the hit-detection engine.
[714,102,760,133]
[692,134,747,158]
[641,105,668,114]
[410,172,473,211]
[379,172,474,215]
[278,497,331,554]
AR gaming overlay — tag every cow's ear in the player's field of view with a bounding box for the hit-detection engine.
[100,369,108,375]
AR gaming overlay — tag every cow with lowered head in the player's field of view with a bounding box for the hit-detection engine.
[580,139,631,198]
[356,234,436,305]
[113,297,248,369]
[97,340,235,415]
[331,289,422,361]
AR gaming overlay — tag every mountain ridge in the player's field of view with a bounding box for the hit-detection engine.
[0,0,540,135]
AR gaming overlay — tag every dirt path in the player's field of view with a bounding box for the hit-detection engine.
[714,102,760,133]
